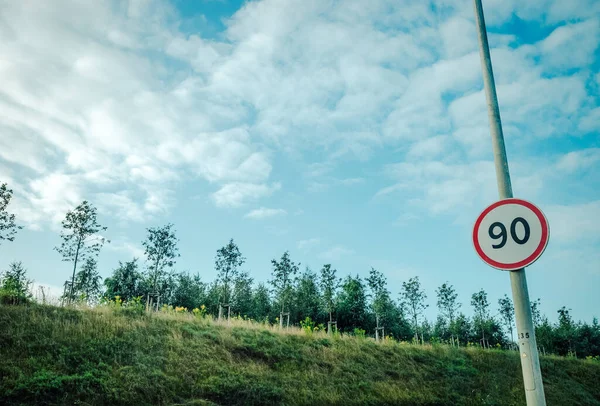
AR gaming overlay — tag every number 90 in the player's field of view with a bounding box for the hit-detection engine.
[488,217,530,249]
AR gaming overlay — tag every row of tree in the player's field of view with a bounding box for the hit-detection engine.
[1,185,599,358]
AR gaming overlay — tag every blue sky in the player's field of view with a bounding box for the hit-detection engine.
[1,0,599,323]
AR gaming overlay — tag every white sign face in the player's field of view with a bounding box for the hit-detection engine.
[472,198,549,271]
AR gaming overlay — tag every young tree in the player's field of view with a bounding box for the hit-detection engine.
[436,282,461,346]
[0,261,32,305]
[251,283,272,322]
[557,306,576,356]
[73,257,102,305]
[270,251,299,327]
[294,267,321,324]
[401,276,428,343]
[232,271,254,318]
[0,182,22,244]
[171,272,205,310]
[471,289,491,348]
[319,264,339,325]
[498,294,515,346]
[215,239,246,309]
[366,267,390,338]
[531,298,542,328]
[337,274,368,333]
[142,223,179,308]
[55,200,108,304]
[104,259,143,303]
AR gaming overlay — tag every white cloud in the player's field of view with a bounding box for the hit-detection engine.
[381,160,499,214]
[338,177,365,186]
[211,182,281,208]
[1,0,598,233]
[105,238,145,260]
[319,245,354,261]
[539,18,600,71]
[544,201,600,244]
[394,213,420,227]
[556,148,600,173]
[0,0,275,227]
[407,135,452,160]
[439,16,477,58]
[244,207,287,219]
[579,108,600,133]
[298,238,320,251]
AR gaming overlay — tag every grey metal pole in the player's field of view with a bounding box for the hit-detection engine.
[472,0,546,405]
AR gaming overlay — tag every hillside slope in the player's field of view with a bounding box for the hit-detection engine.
[1,305,599,406]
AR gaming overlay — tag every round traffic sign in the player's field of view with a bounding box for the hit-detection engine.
[472,198,549,271]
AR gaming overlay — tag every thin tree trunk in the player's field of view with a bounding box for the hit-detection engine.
[69,237,82,304]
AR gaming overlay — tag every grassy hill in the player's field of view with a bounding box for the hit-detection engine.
[1,304,599,406]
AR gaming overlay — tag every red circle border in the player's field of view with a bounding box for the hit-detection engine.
[472,198,549,271]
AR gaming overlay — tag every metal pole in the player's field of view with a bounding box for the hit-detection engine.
[472,0,546,404]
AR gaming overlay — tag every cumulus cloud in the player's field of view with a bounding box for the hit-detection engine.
[556,148,600,173]
[544,201,600,244]
[1,0,598,237]
[298,238,320,251]
[319,245,354,261]
[0,0,275,227]
[211,182,281,208]
[245,207,287,219]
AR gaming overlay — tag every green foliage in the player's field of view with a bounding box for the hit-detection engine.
[142,223,180,293]
[171,272,206,311]
[498,294,515,344]
[251,283,271,321]
[337,274,368,333]
[54,200,108,304]
[0,262,32,305]
[2,304,600,406]
[215,238,246,305]
[366,267,389,319]
[401,276,428,342]
[270,251,299,315]
[231,271,253,317]
[104,258,144,303]
[66,257,102,305]
[319,263,339,322]
[0,182,22,244]
[293,268,322,323]
[436,282,463,346]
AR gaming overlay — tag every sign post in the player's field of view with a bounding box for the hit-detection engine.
[472,0,547,404]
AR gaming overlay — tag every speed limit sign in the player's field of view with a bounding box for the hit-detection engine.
[473,198,550,271]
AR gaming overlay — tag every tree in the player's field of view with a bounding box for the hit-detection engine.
[401,276,428,343]
[270,251,299,326]
[366,267,390,338]
[498,294,515,347]
[531,298,542,328]
[319,264,339,324]
[171,272,205,310]
[471,289,491,348]
[142,223,179,308]
[0,262,32,305]
[294,267,322,324]
[337,274,368,333]
[251,283,271,322]
[436,282,461,346]
[73,257,102,305]
[215,239,246,308]
[0,182,22,244]
[232,271,254,317]
[557,306,576,356]
[55,200,108,304]
[104,259,143,303]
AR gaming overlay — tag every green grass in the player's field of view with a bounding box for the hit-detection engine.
[1,305,599,405]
